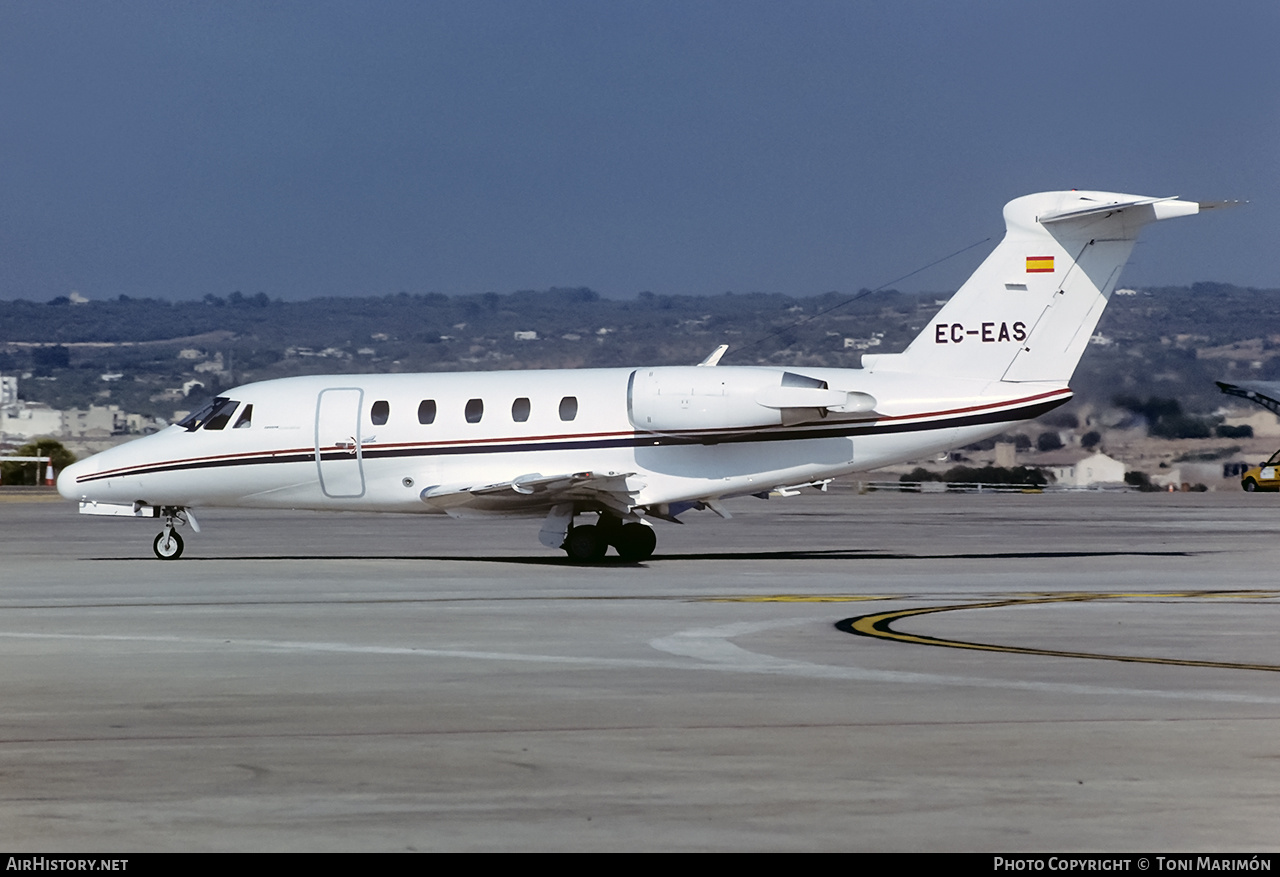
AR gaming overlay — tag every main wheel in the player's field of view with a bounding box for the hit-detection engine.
[153,530,184,560]
[614,522,657,562]
[1243,478,1258,492]
[563,525,607,562]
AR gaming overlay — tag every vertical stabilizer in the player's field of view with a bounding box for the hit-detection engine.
[862,191,1203,383]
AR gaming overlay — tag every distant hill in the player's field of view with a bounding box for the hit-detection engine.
[2,284,1278,419]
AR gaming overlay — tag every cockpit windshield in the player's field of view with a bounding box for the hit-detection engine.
[177,397,243,432]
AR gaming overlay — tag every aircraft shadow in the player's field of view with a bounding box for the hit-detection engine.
[87,548,1196,566]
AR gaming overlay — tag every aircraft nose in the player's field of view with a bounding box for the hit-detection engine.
[57,458,94,500]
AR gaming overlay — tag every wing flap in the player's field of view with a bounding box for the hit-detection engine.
[420,470,641,512]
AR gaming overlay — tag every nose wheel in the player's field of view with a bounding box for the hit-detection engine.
[153,528,184,560]
[150,506,196,560]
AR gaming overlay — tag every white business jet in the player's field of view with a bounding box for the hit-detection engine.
[59,190,1220,561]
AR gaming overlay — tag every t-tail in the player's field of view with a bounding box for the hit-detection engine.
[862,190,1219,384]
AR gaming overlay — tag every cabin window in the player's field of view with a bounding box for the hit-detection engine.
[465,398,484,423]
[559,396,578,421]
[511,397,531,422]
[371,400,390,425]
[232,404,253,429]
[202,399,240,431]
[418,399,437,424]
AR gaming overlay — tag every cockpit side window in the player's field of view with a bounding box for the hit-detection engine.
[232,404,253,429]
[177,398,221,431]
[202,399,240,430]
[178,397,239,432]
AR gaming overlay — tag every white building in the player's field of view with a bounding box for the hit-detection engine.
[61,405,125,438]
[1045,451,1127,488]
[0,374,63,439]
[0,402,63,440]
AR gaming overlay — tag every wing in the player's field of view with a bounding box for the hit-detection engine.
[420,470,642,517]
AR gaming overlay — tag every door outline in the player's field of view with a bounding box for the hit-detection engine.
[315,387,366,498]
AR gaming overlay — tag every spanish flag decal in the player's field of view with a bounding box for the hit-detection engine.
[1026,256,1055,273]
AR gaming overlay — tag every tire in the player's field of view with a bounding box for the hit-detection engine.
[153,530,184,560]
[615,522,657,562]
[563,525,607,562]
[1243,478,1257,492]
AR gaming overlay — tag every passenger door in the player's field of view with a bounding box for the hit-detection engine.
[315,388,365,498]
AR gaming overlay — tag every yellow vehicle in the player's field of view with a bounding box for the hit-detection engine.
[1242,450,1280,492]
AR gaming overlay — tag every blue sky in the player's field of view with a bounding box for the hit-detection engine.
[1,1,1275,301]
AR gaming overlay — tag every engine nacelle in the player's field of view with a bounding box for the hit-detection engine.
[626,367,875,432]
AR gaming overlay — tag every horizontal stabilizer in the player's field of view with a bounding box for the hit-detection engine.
[1036,195,1188,224]
[1216,380,1280,416]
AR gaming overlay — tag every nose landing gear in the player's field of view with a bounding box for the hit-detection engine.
[153,528,184,560]
[151,506,197,560]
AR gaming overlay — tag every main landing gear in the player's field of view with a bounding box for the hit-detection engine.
[562,513,657,563]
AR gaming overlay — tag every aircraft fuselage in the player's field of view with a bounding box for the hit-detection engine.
[59,366,1069,516]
